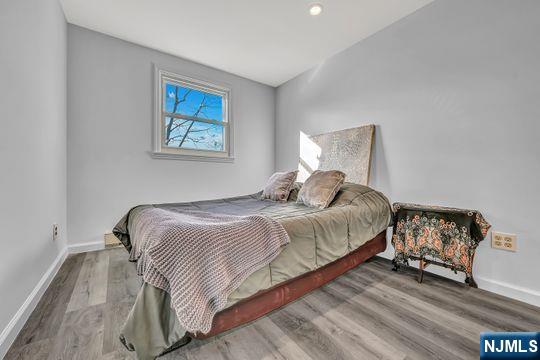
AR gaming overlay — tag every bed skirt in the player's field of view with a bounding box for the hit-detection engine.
[190,230,387,339]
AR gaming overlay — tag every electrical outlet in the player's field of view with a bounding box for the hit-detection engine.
[491,231,516,252]
[52,224,59,241]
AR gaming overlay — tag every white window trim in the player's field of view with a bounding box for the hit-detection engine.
[150,65,234,162]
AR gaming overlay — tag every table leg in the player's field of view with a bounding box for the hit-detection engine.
[465,274,478,288]
[465,252,478,288]
[391,258,400,271]
[418,257,425,283]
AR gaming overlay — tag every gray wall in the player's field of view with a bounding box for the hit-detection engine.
[0,0,67,352]
[67,26,276,246]
[276,0,540,304]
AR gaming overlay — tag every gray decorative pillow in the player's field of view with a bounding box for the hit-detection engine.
[261,171,299,202]
[296,170,346,209]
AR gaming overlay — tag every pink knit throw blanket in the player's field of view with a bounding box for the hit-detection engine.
[129,207,289,334]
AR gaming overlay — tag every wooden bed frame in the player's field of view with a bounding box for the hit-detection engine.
[191,230,387,339]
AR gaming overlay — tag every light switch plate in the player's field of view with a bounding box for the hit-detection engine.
[491,231,517,252]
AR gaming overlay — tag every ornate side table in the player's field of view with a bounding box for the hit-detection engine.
[391,203,490,287]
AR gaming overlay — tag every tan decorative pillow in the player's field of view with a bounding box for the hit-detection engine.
[287,182,302,202]
[296,170,346,209]
[261,171,299,202]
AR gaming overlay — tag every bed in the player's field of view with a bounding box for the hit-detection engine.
[113,125,392,359]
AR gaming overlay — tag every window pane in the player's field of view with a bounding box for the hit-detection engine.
[164,83,223,122]
[163,117,224,151]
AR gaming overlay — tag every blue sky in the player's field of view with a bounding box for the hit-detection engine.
[164,83,223,121]
[163,83,224,151]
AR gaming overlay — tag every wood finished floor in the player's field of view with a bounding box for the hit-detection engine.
[6,248,540,360]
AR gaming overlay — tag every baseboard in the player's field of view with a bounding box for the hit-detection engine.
[0,241,107,357]
[68,241,104,254]
[378,253,540,307]
[475,276,540,308]
[0,248,68,359]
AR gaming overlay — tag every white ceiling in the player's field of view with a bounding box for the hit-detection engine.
[60,0,433,86]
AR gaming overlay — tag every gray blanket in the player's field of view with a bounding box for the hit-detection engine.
[128,207,289,334]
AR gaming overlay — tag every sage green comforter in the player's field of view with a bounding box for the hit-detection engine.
[113,183,392,359]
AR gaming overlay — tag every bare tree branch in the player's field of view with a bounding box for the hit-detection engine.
[178,95,208,147]
[165,87,192,145]
[166,127,210,141]
[169,119,190,133]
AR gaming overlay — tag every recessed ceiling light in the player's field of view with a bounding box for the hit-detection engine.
[309,3,323,16]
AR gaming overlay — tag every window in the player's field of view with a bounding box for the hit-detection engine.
[152,67,233,161]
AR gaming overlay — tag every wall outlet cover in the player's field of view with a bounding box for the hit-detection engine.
[491,231,517,252]
[52,223,59,241]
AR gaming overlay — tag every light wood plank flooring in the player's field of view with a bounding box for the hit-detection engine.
[6,247,540,359]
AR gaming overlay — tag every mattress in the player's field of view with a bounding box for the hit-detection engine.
[113,182,392,359]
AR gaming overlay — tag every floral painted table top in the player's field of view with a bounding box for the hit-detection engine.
[391,202,491,276]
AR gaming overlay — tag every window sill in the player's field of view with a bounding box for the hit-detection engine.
[149,151,234,163]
